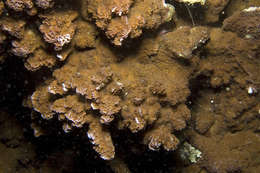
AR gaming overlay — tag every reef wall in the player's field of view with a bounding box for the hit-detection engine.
[0,0,260,172]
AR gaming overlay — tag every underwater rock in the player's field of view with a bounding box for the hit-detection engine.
[200,28,259,87]
[204,0,230,23]
[190,131,260,173]
[223,7,260,40]
[163,26,209,59]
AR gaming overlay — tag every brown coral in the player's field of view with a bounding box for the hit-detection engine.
[87,114,115,160]
[5,0,36,15]
[82,0,174,45]
[25,48,56,71]
[11,29,41,57]
[31,84,54,120]
[74,20,98,49]
[35,0,54,9]
[39,10,78,51]
[51,95,90,127]
[29,30,196,158]
[144,105,191,151]
[1,17,26,39]
[0,1,5,15]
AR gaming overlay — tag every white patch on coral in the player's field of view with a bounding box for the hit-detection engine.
[87,132,95,140]
[135,117,140,124]
[62,83,68,92]
[91,103,98,110]
[148,137,161,151]
[243,7,260,12]
[179,0,206,5]
[48,85,56,94]
[111,7,117,12]
[56,54,63,60]
[100,155,110,160]
[116,81,123,86]
[247,86,258,95]
[180,142,202,163]
[57,34,71,46]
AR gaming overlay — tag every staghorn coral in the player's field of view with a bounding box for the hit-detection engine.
[31,84,55,120]
[5,0,33,12]
[81,0,175,46]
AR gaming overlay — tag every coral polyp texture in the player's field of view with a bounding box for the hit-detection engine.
[81,0,175,46]
[30,36,196,159]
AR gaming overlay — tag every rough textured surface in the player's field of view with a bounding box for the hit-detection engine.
[1,17,26,39]
[0,1,4,15]
[5,0,36,15]
[0,0,260,172]
[163,26,209,59]
[39,10,78,51]
[35,0,54,9]
[11,29,41,57]
[0,112,36,173]
[204,0,230,23]
[223,7,260,39]
[74,20,98,49]
[25,48,56,71]
[81,0,175,45]
[29,31,195,159]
